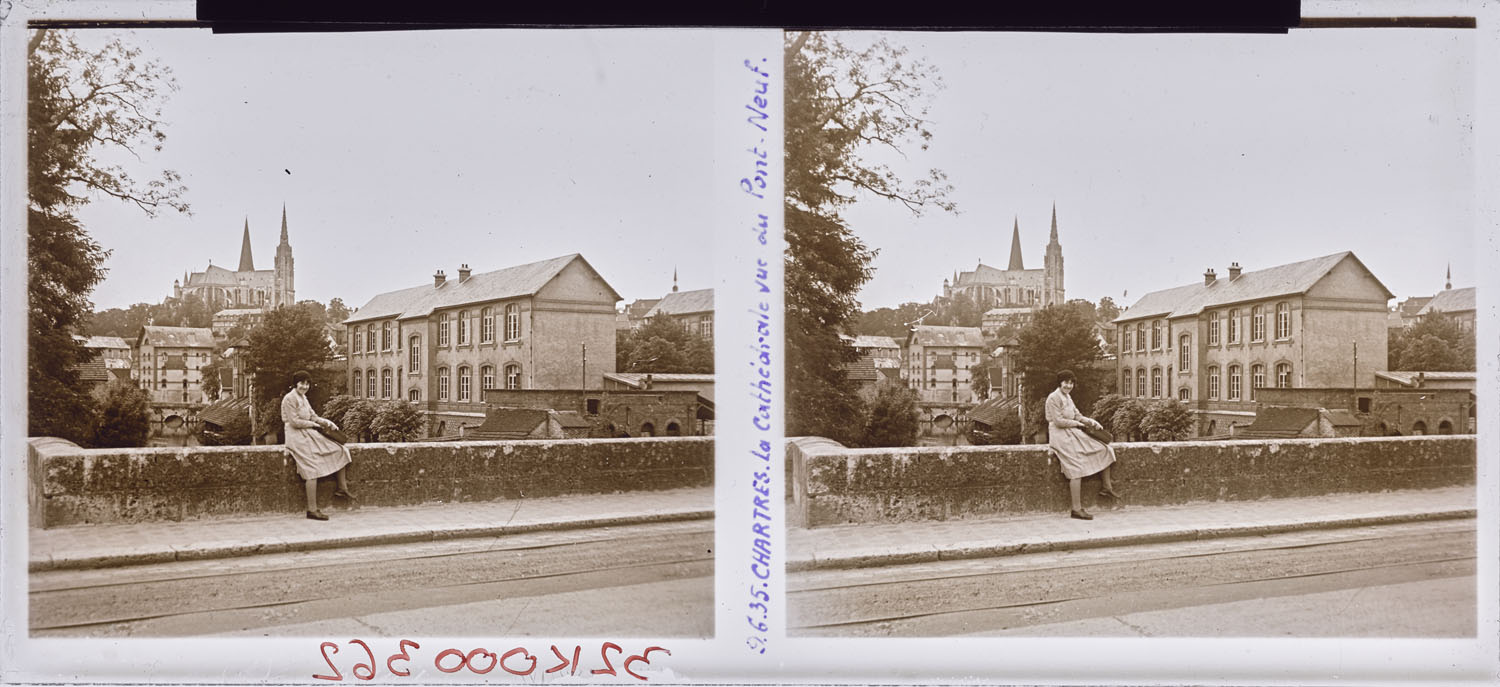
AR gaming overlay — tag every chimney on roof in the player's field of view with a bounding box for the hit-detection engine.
[1204,268,1217,286]
[1228,262,1242,279]
[458,264,471,282]
[434,270,446,287]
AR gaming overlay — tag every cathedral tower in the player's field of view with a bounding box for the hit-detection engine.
[1007,218,1025,271]
[274,204,295,307]
[1043,204,1065,306]
[237,219,255,272]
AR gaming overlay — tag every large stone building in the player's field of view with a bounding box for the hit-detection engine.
[135,326,216,404]
[944,206,1065,329]
[345,254,621,436]
[1114,252,1393,437]
[1416,284,1475,333]
[175,207,295,309]
[906,325,986,404]
[642,286,714,340]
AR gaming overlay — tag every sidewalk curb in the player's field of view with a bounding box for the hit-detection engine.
[31,509,715,573]
[787,508,1476,572]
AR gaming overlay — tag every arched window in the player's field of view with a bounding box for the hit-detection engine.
[505,303,521,341]
[1228,365,1242,401]
[366,324,376,353]
[409,335,421,372]
[382,368,393,399]
[1151,367,1162,398]
[1251,306,1265,342]
[366,368,376,398]
[457,311,469,346]
[481,307,495,343]
[1276,362,1291,388]
[1227,309,1240,344]
[640,422,656,437]
[458,366,472,401]
[352,328,362,355]
[382,321,392,350]
[1136,369,1146,398]
[408,387,420,402]
[1124,326,1133,353]
[1178,334,1191,371]
[1275,302,1291,339]
[1208,311,1220,346]
[1208,419,1217,435]
[353,370,363,397]
[1251,364,1264,401]
[505,363,522,390]
[1438,420,1453,435]
[1412,420,1427,435]
[1178,387,1190,401]
[666,421,682,436]
[1151,320,1162,350]
[438,312,450,347]
[437,367,450,401]
[1208,366,1221,400]
[481,365,495,390]
[1122,370,1132,396]
[1135,323,1145,352]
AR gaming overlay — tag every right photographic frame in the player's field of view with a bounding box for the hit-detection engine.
[782,22,1482,645]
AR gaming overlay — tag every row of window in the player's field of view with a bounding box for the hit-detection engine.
[1122,302,1293,354]
[353,305,522,354]
[352,363,522,402]
[1122,362,1292,401]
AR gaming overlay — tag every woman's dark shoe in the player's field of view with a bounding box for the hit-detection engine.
[306,510,329,521]
[333,489,357,501]
[1098,487,1122,500]
[1070,509,1093,521]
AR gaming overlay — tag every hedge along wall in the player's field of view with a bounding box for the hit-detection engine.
[790,435,1475,528]
[30,437,713,528]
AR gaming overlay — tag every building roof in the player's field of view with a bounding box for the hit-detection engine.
[82,336,130,350]
[346,254,621,324]
[956,263,1041,287]
[198,396,251,428]
[1324,409,1363,427]
[214,308,265,318]
[644,288,714,318]
[604,372,716,386]
[1417,286,1475,316]
[1375,370,1476,388]
[472,408,550,438]
[552,410,592,429]
[1116,252,1394,323]
[1398,296,1433,318]
[909,325,985,348]
[851,335,900,350]
[969,395,1019,428]
[139,326,216,348]
[75,358,109,384]
[1237,406,1320,439]
[844,357,878,382]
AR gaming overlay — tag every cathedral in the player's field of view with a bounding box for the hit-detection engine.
[942,205,1064,308]
[175,206,295,309]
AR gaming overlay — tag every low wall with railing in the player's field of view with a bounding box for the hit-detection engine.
[29,436,714,528]
[787,435,1474,528]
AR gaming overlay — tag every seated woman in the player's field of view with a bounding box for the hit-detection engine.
[1046,370,1120,520]
[281,370,354,520]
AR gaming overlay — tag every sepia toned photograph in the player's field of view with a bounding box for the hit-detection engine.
[22,26,716,638]
[782,27,1479,638]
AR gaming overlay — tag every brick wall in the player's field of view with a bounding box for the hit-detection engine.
[790,435,1474,528]
[30,436,713,528]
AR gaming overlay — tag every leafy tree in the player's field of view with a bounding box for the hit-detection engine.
[857,384,921,448]
[1389,313,1474,371]
[90,380,151,448]
[1014,304,1107,436]
[854,302,932,339]
[370,401,424,442]
[29,29,187,441]
[1140,400,1194,441]
[244,303,335,430]
[1096,296,1121,324]
[341,401,377,443]
[616,317,712,373]
[785,31,954,442]
[1109,398,1149,442]
[1090,393,1129,431]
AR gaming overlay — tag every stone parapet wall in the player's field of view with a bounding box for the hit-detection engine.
[30,437,713,528]
[790,436,1474,528]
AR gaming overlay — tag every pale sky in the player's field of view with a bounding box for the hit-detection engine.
[835,28,1477,311]
[69,28,716,312]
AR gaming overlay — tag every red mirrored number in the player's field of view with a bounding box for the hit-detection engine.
[624,646,671,682]
[434,648,467,674]
[591,642,623,676]
[464,648,497,675]
[500,648,537,676]
[350,640,376,681]
[313,642,343,681]
[386,640,419,677]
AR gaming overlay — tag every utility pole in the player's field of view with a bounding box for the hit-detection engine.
[581,343,588,412]
[1352,340,1358,390]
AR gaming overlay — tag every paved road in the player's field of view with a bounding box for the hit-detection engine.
[31,520,713,638]
[790,519,1476,638]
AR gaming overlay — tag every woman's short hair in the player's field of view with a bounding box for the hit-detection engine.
[1056,370,1077,385]
[291,370,312,385]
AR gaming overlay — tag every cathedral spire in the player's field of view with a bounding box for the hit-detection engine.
[1050,202,1059,243]
[238,218,255,272]
[1445,263,1452,290]
[672,267,679,293]
[1007,217,1025,271]
[279,204,289,244]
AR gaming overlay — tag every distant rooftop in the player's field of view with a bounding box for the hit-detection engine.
[1417,286,1475,317]
[644,288,714,318]
[1116,252,1393,323]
